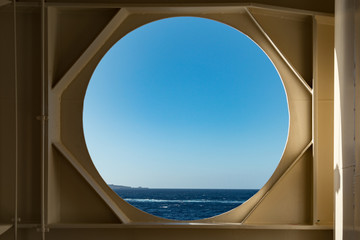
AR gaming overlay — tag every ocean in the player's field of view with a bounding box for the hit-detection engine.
[111,188,258,220]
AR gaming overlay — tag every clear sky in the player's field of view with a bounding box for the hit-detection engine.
[83,17,289,189]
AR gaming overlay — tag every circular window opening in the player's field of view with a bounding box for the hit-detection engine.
[83,17,289,220]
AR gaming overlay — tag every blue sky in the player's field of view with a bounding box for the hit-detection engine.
[83,17,289,189]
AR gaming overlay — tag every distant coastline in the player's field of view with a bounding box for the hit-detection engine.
[109,184,259,190]
[109,184,148,190]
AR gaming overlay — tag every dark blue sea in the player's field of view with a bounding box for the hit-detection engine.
[111,188,258,220]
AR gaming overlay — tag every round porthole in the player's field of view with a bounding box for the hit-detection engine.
[83,17,289,220]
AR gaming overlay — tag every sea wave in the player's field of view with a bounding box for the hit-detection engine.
[123,198,244,204]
